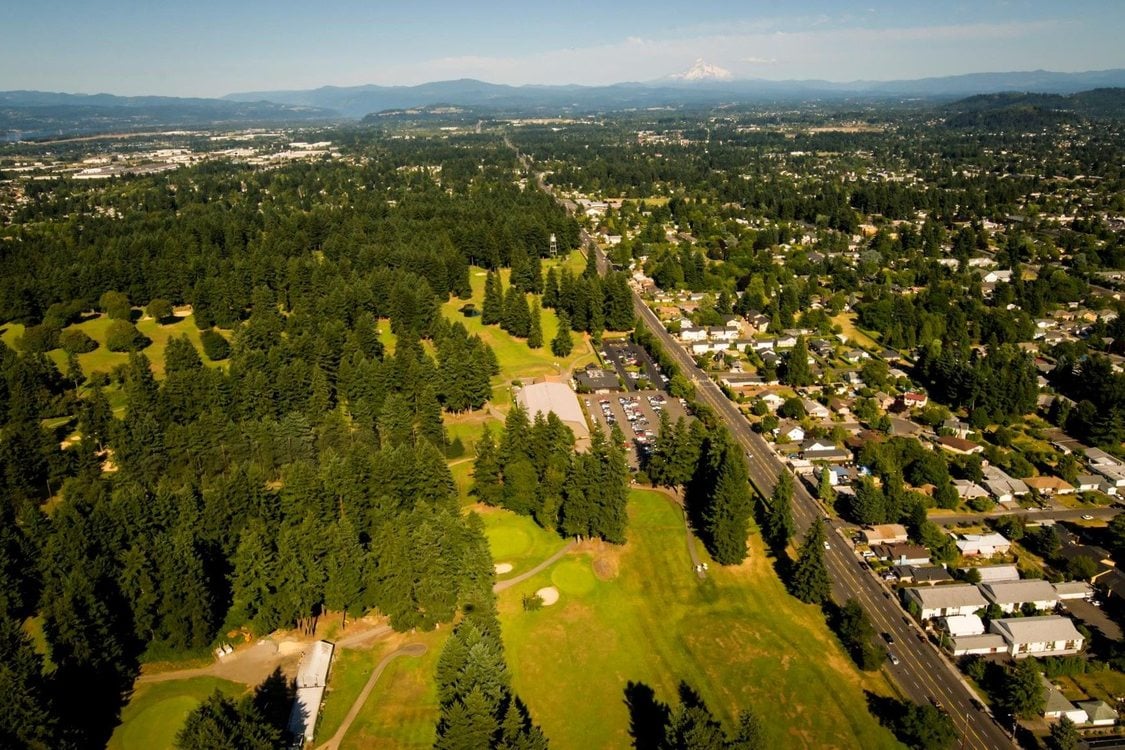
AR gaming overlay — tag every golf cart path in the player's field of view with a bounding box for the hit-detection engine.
[315,643,428,750]
[493,541,576,592]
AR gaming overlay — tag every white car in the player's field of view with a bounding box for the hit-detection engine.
[823,541,831,550]
[1081,514,1094,521]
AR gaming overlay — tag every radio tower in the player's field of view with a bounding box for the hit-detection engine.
[549,233,558,257]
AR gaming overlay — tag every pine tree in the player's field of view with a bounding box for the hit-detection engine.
[527,299,543,349]
[703,438,754,565]
[543,267,560,309]
[482,271,503,325]
[551,312,574,357]
[790,521,831,604]
[781,334,812,387]
[766,472,795,549]
[470,427,503,507]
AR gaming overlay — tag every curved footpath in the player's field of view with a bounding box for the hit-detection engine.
[315,643,428,750]
[493,541,576,592]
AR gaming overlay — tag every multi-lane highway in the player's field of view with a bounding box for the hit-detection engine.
[573,223,1017,747]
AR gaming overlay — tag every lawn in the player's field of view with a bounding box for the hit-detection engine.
[832,313,881,351]
[108,676,245,750]
[496,489,901,749]
[441,254,598,384]
[477,504,568,576]
[314,629,448,750]
[2,314,230,380]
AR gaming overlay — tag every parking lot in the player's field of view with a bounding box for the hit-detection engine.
[601,339,667,392]
[583,390,690,469]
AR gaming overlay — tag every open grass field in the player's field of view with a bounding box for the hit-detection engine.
[832,313,882,351]
[107,676,244,750]
[441,254,598,384]
[1,314,230,379]
[313,629,448,750]
[495,490,901,749]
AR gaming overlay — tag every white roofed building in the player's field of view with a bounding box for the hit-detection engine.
[516,382,590,444]
[903,585,988,620]
[980,580,1060,614]
[990,616,1084,658]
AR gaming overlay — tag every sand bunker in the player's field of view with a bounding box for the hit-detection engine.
[494,562,514,575]
[535,586,560,606]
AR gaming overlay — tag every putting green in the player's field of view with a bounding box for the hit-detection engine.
[550,559,596,595]
[486,525,533,559]
[108,676,244,750]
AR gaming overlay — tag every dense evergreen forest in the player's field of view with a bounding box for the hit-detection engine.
[0,133,584,748]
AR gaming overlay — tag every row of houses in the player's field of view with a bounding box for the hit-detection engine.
[904,577,1092,622]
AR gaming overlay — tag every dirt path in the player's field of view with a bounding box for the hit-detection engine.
[493,541,576,592]
[315,643,428,750]
[135,623,396,686]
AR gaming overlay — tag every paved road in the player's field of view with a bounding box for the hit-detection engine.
[931,506,1119,526]
[315,643,428,750]
[493,541,576,592]
[517,142,1014,747]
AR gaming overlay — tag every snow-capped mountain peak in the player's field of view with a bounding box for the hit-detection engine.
[670,59,733,82]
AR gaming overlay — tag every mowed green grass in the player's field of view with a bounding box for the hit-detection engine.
[478,504,569,576]
[339,631,446,749]
[496,490,901,749]
[442,255,598,383]
[2,314,229,379]
[108,676,244,750]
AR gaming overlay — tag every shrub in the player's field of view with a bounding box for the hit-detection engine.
[59,329,98,354]
[200,329,231,361]
[105,320,149,352]
[521,594,544,611]
[99,290,132,321]
[145,298,174,323]
[17,322,61,353]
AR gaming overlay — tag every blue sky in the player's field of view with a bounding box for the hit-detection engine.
[3,1,1123,96]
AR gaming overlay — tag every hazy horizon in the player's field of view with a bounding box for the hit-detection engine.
[3,0,1124,98]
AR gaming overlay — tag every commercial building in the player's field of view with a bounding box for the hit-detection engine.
[979,580,1060,614]
[989,616,1084,658]
[903,585,988,620]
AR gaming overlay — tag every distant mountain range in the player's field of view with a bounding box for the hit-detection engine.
[0,92,335,141]
[3,68,1125,140]
[225,68,1125,118]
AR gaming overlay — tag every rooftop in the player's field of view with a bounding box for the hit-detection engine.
[516,382,590,439]
[979,580,1059,605]
[906,584,988,609]
[991,616,1084,643]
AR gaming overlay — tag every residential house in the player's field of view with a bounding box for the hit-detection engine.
[802,399,831,420]
[956,533,1012,558]
[953,480,990,502]
[860,524,909,545]
[942,419,971,438]
[1024,476,1076,496]
[901,391,928,409]
[937,436,984,456]
[896,565,954,585]
[828,398,852,417]
[745,313,771,333]
[873,543,931,566]
[979,580,1060,614]
[1075,474,1102,493]
[1042,678,1090,724]
[775,420,806,443]
[757,390,786,412]
[680,326,707,342]
[1076,700,1118,726]
[904,585,988,620]
[989,616,1084,658]
[981,466,1030,505]
[981,269,1014,284]
[801,440,853,463]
